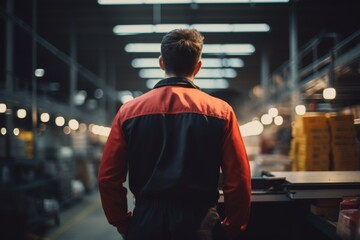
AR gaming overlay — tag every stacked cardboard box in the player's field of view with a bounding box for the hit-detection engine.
[290,113,359,171]
[327,114,359,170]
[290,114,331,171]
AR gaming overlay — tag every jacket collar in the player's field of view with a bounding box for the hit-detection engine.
[153,77,200,90]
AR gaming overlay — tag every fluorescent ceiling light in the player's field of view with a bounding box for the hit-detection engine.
[35,68,45,77]
[118,90,135,104]
[192,24,270,32]
[194,79,229,89]
[125,43,255,55]
[203,44,255,55]
[99,0,191,4]
[114,25,153,35]
[201,58,245,68]
[220,58,244,67]
[196,0,288,2]
[132,58,159,68]
[99,0,289,5]
[114,24,189,35]
[154,24,190,32]
[132,58,244,68]
[139,68,237,78]
[114,23,270,35]
[125,43,160,53]
[146,79,229,89]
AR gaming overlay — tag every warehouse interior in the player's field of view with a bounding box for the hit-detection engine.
[1,0,360,239]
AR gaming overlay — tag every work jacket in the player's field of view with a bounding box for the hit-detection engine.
[98,77,251,234]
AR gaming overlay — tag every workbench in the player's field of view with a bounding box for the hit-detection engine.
[218,171,360,240]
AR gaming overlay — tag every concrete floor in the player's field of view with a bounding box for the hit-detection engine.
[44,189,135,240]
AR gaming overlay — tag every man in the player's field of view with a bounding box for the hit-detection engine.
[98,28,251,240]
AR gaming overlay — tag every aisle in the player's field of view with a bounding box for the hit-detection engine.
[45,190,134,240]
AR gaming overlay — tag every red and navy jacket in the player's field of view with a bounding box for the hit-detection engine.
[98,77,251,234]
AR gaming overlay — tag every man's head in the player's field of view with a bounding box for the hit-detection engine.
[160,28,204,78]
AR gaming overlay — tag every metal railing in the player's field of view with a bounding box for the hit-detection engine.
[248,29,360,119]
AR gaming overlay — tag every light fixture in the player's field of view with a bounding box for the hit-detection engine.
[35,68,45,77]
[125,43,159,53]
[99,0,289,5]
[131,58,244,68]
[99,0,192,4]
[17,109,27,119]
[323,87,336,100]
[118,91,134,104]
[260,113,272,125]
[132,58,158,68]
[194,79,229,89]
[90,124,111,137]
[240,119,264,137]
[198,0,289,2]
[146,79,229,89]
[13,128,20,136]
[274,115,283,126]
[139,68,237,78]
[114,24,189,35]
[192,23,270,32]
[114,23,270,35]
[68,119,80,131]
[74,90,87,106]
[0,128,6,135]
[120,95,134,104]
[146,79,159,88]
[219,58,244,68]
[40,113,50,123]
[295,105,306,115]
[200,58,245,68]
[125,43,255,55]
[0,103,6,113]
[204,44,255,55]
[55,116,65,127]
[268,107,278,118]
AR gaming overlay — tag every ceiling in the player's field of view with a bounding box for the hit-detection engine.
[1,0,360,123]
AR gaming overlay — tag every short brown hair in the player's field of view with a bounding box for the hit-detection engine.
[161,29,204,77]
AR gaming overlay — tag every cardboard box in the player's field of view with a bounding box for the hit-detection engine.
[300,114,328,131]
[296,155,330,171]
[297,134,330,144]
[332,145,359,171]
[327,114,354,127]
[298,143,330,156]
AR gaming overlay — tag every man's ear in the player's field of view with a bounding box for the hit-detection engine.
[159,56,165,70]
[193,60,202,76]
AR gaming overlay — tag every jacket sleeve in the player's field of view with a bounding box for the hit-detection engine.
[98,110,130,234]
[220,108,251,237]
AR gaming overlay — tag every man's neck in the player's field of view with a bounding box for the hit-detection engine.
[164,73,194,81]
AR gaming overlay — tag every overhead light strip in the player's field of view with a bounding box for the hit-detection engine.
[132,58,244,68]
[114,23,270,35]
[139,68,237,78]
[125,43,255,55]
[203,44,255,55]
[99,0,289,5]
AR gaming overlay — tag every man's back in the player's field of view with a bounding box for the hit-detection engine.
[119,77,231,205]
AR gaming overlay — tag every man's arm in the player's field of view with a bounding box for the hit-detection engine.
[98,111,130,235]
[221,109,251,238]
